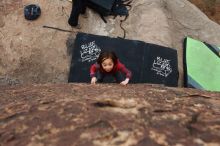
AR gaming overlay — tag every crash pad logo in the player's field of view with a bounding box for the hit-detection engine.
[151,57,172,77]
[80,41,101,62]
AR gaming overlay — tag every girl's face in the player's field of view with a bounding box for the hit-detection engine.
[101,58,114,72]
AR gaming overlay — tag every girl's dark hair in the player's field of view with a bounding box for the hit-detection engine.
[97,51,118,65]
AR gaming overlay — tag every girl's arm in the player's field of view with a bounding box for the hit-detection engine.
[119,64,132,80]
[118,63,132,85]
[90,63,97,78]
[90,63,98,84]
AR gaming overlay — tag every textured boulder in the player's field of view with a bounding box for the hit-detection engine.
[0,84,220,146]
[0,0,220,86]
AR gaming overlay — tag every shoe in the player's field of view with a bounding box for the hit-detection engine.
[68,18,81,29]
[70,24,81,29]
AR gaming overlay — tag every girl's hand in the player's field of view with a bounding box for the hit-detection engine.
[120,78,129,85]
[91,77,97,84]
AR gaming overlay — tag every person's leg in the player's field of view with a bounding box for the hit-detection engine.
[113,71,125,83]
[68,0,81,27]
[80,0,87,14]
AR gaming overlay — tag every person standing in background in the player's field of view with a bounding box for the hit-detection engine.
[68,0,88,29]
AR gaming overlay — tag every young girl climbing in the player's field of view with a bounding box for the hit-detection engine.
[90,51,132,85]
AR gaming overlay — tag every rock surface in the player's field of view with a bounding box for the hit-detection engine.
[1,1,220,146]
[0,83,220,146]
[0,0,220,86]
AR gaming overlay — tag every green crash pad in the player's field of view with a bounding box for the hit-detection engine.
[184,37,220,91]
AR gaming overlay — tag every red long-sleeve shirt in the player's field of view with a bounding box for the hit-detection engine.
[90,60,132,79]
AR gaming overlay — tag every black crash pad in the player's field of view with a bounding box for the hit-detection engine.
[68,33,179,87]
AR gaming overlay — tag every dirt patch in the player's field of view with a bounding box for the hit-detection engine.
[1,0,23,15]
[189,0,220,24]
